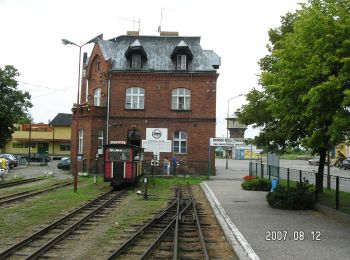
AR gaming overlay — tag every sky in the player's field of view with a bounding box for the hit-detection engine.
[0,0,306,138]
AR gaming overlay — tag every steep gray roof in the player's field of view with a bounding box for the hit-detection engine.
[97,35,220,71]
[50,113,72,126]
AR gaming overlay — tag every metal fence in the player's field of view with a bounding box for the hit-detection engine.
[249,162,350,215]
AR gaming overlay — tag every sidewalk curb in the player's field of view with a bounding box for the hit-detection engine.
[201,181,259,260]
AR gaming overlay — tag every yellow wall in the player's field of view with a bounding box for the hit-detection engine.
[12,130,53,140]
[53,126,71,140]
[4,125,71,156]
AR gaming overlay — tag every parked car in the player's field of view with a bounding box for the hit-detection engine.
[0,153,18,169]
[57,158,70,170]
[21,154,51,162]
[339,158,350,170]
[308,156,320,166]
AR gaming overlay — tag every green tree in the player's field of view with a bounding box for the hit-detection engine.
[238,0,350,194]
[0,65,32,148]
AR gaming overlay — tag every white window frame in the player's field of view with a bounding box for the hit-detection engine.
[173,131,187,154]
[125,87,145,109]
[131,54,142,69]
[98,130,104,147]
[94,88,101,106]
[177,55,187,70]
[78,129,83,154]
[171,88,191,110]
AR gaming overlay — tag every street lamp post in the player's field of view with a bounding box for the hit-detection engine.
[62,36,100,192]
[226,94,244,170]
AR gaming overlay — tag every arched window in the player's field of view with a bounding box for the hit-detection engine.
[173,131,187,154]
[94,88,101,106]
[125,87,145,109]
[171,88,191,110]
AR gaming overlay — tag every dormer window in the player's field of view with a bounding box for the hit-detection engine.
[125,39,147,70]
[171,40,193,71]
[177,55,187,70]
[131,54,142,69]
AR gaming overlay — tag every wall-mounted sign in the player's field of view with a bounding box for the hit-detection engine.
[146,128,168,141]
[110,141,126,144]
[142,140,172,153]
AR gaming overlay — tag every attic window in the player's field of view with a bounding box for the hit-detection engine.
[171,40,193,71]
[177,55,187,70]
[95,61,100,71]
[125,39,147,70]
[131,54,142,69]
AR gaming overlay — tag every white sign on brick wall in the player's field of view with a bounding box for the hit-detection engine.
[146,128,168,141]
[142,140,172,153]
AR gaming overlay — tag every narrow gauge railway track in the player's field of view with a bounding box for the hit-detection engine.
[0,189,125,260]
[0,178,42,189]
[0,181,73,206]
[108,184,209,260]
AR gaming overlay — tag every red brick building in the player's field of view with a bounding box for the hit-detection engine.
[71,33,220,175]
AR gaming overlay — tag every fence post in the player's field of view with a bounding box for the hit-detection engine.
[277,167,280,181]
[315,173,318,202]
[299,170,302,183]
[287,168,290,190]
[249,162,252,176]
[261,164,264,179]
[336,176,339,210]
[327,173,331,190]
[255,163,258,177]
[268,165,271,180]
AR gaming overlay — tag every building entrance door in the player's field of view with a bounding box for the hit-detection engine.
[38,143,49,154]
[127,129,141,147]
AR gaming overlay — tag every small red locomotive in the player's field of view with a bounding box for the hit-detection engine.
[104,144,144,187]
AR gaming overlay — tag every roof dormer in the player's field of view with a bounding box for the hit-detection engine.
[170,40,193,70]
[125,39,147,69]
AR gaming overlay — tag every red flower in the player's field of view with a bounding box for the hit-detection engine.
[243,175,254,180]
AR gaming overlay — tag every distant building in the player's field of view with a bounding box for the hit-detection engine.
[226,111,247,139]
[71,32,221,175]
[3,113,72,157]
[225,111,247,159]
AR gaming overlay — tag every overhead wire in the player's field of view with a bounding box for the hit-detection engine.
[17,81,77,99]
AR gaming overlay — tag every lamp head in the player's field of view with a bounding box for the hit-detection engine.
[61,39,75,45]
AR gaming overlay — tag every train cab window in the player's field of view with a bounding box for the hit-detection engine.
[108,149,130,161]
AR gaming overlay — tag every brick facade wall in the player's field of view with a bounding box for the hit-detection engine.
[71,43,218,176]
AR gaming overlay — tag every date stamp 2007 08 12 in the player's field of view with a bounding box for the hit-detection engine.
[265,230,321,241]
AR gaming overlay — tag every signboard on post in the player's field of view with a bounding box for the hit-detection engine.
[210,138,236,147]
[146,128,168,140]
[142,140,172,153]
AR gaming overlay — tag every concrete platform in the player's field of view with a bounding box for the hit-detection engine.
[202,159,350,260]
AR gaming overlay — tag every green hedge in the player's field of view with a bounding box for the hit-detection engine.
[266,181,315,210]
[241,178,271,191]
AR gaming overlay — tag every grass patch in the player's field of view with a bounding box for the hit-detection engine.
[279,151,312,160]
[319,189,350,215]
[0,176,110,246]
[0,177,67,197]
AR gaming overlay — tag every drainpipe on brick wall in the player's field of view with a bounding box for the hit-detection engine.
[106,70,111,145]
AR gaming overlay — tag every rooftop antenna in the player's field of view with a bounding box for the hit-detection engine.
[157,8,165,32]
[116,17,141,32]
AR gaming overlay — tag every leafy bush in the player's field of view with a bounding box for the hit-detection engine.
[241,177,271,191]
[266,181,315,210]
